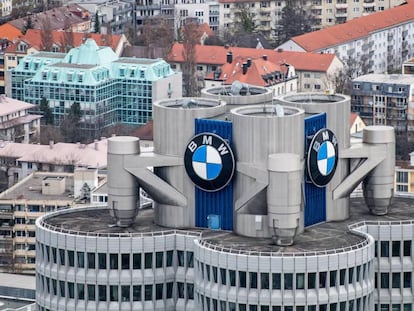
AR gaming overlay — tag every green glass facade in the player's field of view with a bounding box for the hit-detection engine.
[11,39,181,136]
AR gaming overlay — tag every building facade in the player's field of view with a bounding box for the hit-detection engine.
[277,2,414,75]
[9,39,182,138]
[350,74,414,139]
[34,90,414,311]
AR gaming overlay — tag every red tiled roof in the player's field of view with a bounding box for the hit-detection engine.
[0,23,22,41]
[350,112,358,127]
[167,43,338,72]
[6,29,122,53]
[291,2,414,52]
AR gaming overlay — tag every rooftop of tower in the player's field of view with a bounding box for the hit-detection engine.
[38,197,414,255]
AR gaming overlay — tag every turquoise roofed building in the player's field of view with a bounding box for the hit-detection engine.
[8,39,182,138]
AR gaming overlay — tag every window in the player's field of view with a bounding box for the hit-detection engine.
[145,253,152,269]
[60,281,65,297]
[110,285,118,301]
[88,253,95,269]
[77,252,84,268]
[187,283,194,299]
[110,253,118,269]
[166,250,173,266]
[121,285,130,302]
[68,250,74,267]
[59,249,65,266]
[166,282,173,299]
[392,241,400,257]
[239,271,247,288]
[340,269,346,285]
[308,273,316,289]
[296,273,305,289]
[250,272,257,289]
[133,254,141,269]
[381,241,389,257]
[404,272,411,288]
[68,282,74,299]
[121,254,129,269]
[77,284,85,300]
[133,285,141,301]
[145,284,153,301]
[354,84,361,89]
[213,267,218,283]
[392,273,400,288]
[304,83,311,89]
[314,84,321,90]
[284,273,293,290]
[230,270,236,286]
[88,284,95,300]
[272,273,281,289]
[98,253,106,269]
[349,268,354,283]
[187,251,194,268]
[98,285,106,301]
[156,283,163,300]
[261,273,269,289]
[177,282,184,298]
[177,250,184,266]
[320,272,327,288]
[404,241,411,256]
[221,268,227,285]
[156,252,163,268]
[381,273,389,288]
[330,271,337,287]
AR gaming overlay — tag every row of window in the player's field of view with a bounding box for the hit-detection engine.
[37,276,194,302]
[197,293,374,311]
[37,243,194,270]
[375,272,412,289]
[197,261,372,290]
[375,240,412,258]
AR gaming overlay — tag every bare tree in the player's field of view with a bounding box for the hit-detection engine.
[61,16,74,52]
[40,15,54,51]
[181,21,199,97]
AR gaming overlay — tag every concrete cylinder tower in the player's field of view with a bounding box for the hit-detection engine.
[275,93,351,222]
[152,98,227,228]
[362,126,395,215]
[229,105,305,238]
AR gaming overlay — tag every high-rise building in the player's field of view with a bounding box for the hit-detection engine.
[9,39,182,138]
[35,89,414,311]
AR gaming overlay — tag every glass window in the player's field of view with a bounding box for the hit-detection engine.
[110,253,118,269]
[340,269,346,285]
[381,241,389,257]
[404,272,411,288]
[393,305,401,311]
[403,304,411,311]
[86,252,95,269]
[272,273,281,289]
[320,272,327,288]
[77,252,84,268]
[284,273,293,290]
[392,241,400,257]
[381,273,389,288]
[308,273,316,289]
[349,268,354,283]
[52,279,57,295]
[77,284,84,300]
[87,284,95,301]
[230,270,236,286]
[404,241,411,257]
[59,281,65,297]
[261,273,269,289]
[187,283,194,299]
[187,251,194,268]
[356,266,361,282]
[68,282,74,299]
[110,285,118,301]
[239,271,246,288]
[145,253,152,269]
[213,267,218,283]
[98,285,106,301]
[250,306,258,311]
[121,285,130,302]
[330,303,337,311]
[59,249,65,265]
[250,272,257,289]
[98,253,106,269]
[381,305,390,311]
[166,282,173,299]
[133,285,141,301]
[68,250,74,267]
[121,254,129,270]
[133,254,141,269]
[330,271,337,287]
[207,265,211,281]
[177,282,184,298]
[221,268,227,285]
[156,283,163,300]
[308,306,316,311]
[392,273,400,288]
[296,273,305,289]
[156,252,163,268]
[145,284,153,301]
[166,250,173,266]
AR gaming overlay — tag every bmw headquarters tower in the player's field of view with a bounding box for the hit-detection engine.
[35,86,414,311]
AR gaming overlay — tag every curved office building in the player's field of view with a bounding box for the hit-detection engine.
[35,93,414,311]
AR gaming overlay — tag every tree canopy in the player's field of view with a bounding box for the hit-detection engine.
[276,4,314,45]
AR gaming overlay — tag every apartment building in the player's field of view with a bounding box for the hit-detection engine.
[403,57,414,75]
[351,74,414,139]
[8,39,182,138]
[277,2,414,75]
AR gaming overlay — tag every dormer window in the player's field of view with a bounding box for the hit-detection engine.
[17,42,27,52]
[78,72,84,83]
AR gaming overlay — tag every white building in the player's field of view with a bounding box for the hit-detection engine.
[277,2,414,75]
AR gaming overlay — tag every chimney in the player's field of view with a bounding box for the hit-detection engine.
[49,140,54,149]
[226,51,233,64]
[94,139,99,150]
[247,58,252,67]
[263,54,268,61]
[242,62,248,75]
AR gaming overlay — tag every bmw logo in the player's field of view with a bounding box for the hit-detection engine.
[307,128,338,187]
[184,133,235,192]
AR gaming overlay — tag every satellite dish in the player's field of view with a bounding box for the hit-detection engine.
[273,104,284,117]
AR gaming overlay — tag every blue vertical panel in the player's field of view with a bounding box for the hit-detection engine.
[304,113,326,227]
[194,119,233,230]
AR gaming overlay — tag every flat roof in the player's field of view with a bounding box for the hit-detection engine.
[0,273,35,290]
[353,74,414,85]
[114,58,159,65]
[40,197,414,254]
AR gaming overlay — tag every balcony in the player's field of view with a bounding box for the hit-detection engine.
[335,3,348,9]
[363,2,375,8]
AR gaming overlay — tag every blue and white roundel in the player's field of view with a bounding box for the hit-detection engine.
[192,145,222,180]
[317,141,336,176]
